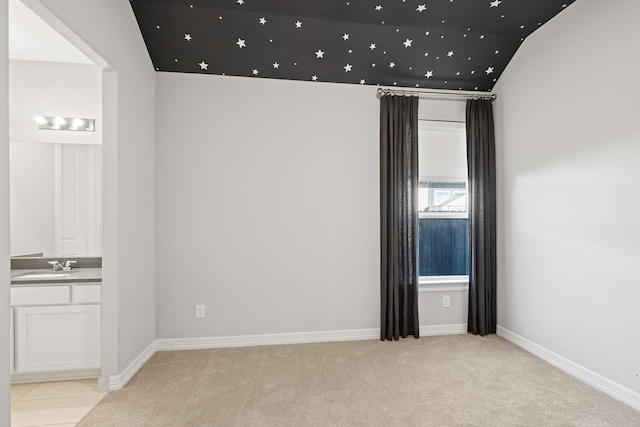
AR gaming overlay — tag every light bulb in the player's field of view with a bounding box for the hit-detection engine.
[54,117,67,126]
[35,115,48,125]
[72,118,85,127]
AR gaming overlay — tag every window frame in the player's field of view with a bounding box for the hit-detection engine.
[417,120,469,286]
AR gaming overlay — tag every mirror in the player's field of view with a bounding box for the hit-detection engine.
[10,141,102,258]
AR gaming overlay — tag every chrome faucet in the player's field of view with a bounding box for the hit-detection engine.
[47,260,77,271]
[48,261,64,271]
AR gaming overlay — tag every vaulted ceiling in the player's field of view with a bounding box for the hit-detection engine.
[130,0,575,92]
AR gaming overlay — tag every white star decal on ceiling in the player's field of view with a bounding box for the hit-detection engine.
[252,69,259,75]
[311,75,318,81]
[134,0,570,92]
[360,79,366,84]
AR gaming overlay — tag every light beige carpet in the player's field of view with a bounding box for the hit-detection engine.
[77,335,640,426]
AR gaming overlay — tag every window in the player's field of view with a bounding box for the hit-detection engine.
[418,121,469,279]
[419,181,467,213]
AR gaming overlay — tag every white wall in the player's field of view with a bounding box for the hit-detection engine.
[1,0,11,423]
[494,0,640,395]
[9,60,101,145]
[156,73,380,338]
[37,0,156,380]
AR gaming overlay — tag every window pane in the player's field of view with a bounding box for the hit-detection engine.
[418,218,469,276]
[418,181,467,213]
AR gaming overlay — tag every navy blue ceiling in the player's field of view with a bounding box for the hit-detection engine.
[130,0,574,91]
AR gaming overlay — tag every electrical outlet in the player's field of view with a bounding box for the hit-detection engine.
[442,295,451,308]
[195,305,205,319]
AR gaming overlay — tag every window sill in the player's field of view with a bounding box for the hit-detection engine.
[419,276,469,292]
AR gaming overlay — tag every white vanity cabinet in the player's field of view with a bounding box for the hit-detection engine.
[10,282,101,376]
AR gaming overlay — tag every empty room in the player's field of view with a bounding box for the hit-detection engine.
[1,0,639,426]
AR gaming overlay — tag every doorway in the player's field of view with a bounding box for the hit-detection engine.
[8,0,109,422]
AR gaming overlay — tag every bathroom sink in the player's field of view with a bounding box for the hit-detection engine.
[12,271,77,280]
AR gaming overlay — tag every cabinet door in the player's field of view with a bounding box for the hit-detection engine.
[15,305,101,373]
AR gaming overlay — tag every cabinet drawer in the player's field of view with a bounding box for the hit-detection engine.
[10,286,70,305]
[72,285,101,303]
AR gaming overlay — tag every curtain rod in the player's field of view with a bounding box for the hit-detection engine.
[377,87,497,102]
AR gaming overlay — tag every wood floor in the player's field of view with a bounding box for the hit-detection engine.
[11,379,105,427]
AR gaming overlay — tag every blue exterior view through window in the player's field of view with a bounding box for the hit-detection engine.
[418,217,469,276]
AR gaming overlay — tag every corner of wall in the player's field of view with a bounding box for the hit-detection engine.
[1,0,12,424]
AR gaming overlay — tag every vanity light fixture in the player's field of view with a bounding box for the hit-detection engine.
[35,115,95,132]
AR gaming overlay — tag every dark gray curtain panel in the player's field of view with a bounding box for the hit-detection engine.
[380,95,420,341]
[466,99,497,336]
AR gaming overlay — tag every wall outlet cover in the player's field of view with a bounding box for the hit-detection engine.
[195,305,205,319]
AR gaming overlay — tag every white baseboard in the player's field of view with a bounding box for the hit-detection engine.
[420,323,467,336]
[497,325,640,411]
[156,328,380,351]
[102,325,468,391]
[12,369,101,384]
[101,340,157,391]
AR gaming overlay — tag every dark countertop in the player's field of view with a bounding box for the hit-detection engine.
[11,256,101,270]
